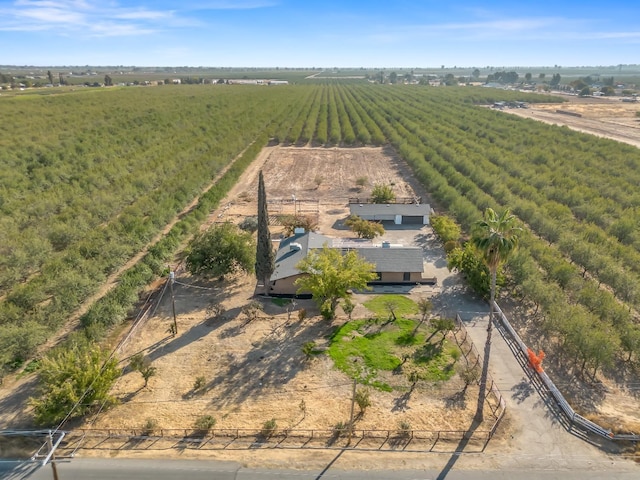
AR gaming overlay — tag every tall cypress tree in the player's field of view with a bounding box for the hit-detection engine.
[256,170,275,294]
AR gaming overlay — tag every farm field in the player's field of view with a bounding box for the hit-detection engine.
[0,83,639,451]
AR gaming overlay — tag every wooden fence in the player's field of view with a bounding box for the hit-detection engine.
[452,315,506,437]
[492,301,639,443]
[348,197,421,205]
[54,426,495,454]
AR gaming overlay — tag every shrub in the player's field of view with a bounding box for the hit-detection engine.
[142,418,159,436]
[355,388,371,414]
[261,418,277,437]
[355,177,368,189]
[333,421,351,437]
[30,342,120,426]
[302,341,317,360]
[194,415,216,432]
[205,303,226,322]
[431,215,462,244]
[398,420,412,436]
[242,301,263,323]
[129,352,157,388]
[238,216,259,232]
[342,297,355,320]
[193,375,207,392]
[370,183,396,204]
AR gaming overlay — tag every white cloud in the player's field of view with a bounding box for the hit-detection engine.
[0,1,183,36]
[114,10,174,21]
[186,0,278,10]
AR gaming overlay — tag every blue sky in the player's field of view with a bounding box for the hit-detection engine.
[0,0,638,67]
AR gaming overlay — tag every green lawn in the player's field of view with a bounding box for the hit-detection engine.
[327,295,459,390]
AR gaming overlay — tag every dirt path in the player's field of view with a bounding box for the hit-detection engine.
[503,96,640,149]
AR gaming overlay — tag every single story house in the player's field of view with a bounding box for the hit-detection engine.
[269,231,425,296]
[349,203,431,225]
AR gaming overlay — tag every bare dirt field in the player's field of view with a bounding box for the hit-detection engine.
[502,94,640,148]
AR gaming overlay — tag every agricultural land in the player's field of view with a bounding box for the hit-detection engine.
[0,83,639,469]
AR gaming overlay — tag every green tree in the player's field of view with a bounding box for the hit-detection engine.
[430,215,461,245]
[600,86,615,96]
[389,72,398,84]
[444,73,458,86]
[370,183,396,204]
[295,245,377,319]
[104,75,113,86]
[255,171,275,294]
[446,242,491,298]
[129,352,157,388]
[579,86,591,97]
[344,215,385,239]
[186,222,255,278]
[47,70,53,85]
[278,214,318,236]
[426,317,456,343]
[30,342,120,426]
[412,297,433,336]
[471,208,520,421]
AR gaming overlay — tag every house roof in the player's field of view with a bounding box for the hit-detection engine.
[349,203,430,217]
[270,232,424,281]
[271,232,332,281]
[356,247,424,273]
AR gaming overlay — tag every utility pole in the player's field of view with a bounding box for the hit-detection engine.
[169,271,178,336]
[47,432,60,480]
[347,378,357,446]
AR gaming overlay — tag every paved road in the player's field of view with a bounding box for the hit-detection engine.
[1,457,638,480]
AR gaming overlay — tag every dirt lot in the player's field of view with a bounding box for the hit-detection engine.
[502,94,640,148]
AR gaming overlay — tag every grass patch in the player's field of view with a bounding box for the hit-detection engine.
[271,297,292,307]
[328,315,458,389]
[17,359,40,378]
[363,295,418,318]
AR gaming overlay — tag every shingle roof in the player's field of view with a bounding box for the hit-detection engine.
[271,232,332,281]
[271,232,423,281]
[355,247,424,273]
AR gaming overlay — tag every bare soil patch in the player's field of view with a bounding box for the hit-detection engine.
[503,95,640,148]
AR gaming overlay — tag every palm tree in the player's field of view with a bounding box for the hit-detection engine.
[472,207,520,422]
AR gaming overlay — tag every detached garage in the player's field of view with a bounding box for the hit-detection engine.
[349,203,431,225]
